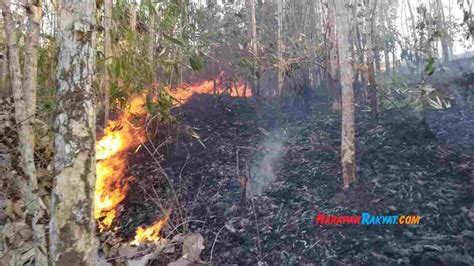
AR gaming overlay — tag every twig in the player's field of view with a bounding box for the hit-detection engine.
[209,225,226,265]
[138,139,185,226]
[165,220,205,239]
[179,150,190,189]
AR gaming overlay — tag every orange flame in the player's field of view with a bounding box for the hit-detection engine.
[95,94,147,231]
[130,213,170,246]
[95,76,250,243]
[170,79,251,104]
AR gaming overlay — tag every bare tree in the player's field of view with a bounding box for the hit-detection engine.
[50,0,98,264]
[335,0,357,189]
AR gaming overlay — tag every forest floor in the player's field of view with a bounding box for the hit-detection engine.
[113,67,474,264]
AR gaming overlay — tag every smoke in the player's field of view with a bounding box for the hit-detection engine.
[248,130,287,197]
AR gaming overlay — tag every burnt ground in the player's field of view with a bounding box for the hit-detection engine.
[121,72,474,264]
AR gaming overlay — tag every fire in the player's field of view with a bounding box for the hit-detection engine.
[95,75,250,243]
[170,78,251,104]
[95,94,147,231]
[130,213,170,246]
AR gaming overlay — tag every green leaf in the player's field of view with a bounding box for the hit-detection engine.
[164,34,185,47]
[424,56,436,76]
[189,54,203,71]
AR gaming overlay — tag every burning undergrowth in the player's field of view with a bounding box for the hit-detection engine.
[94,75,250,252]
[95,92,170,244]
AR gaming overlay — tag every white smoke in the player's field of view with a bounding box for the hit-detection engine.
[248,130,287,197]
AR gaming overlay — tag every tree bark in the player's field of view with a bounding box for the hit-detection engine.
[0,50,10,96]
[327,0,341,112]
[148,3,156,65]
[23,0,42,119]
[436,0,450,63]
[335,0,357,189]
[103,0,112,127]
[50,0,98,264]
[365,0,378,122]
[130,0,137,31]
[406,0,422,75]
[381,1,391,75]
[276,0,283,98]
[247,0,258,57]
[246,0,259,96]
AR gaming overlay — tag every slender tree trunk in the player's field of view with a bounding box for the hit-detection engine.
[130,0,137,31]
[0,50,10,96]
[406,0,422,76]
[148,4,156,65]
[103,0,112,127]
[50,0,98,264]
[2,1,47,264]
[354,9,367,101]
[327,0,341,111]
[23,1,48,264]
[335,0,356,189]
[247,0,258,57]
[436,0,450,63]
[246,0,259,97]
[23,1,42,119]
[365,0,378,122]
[276,0,283,98]
[381,1,391,75]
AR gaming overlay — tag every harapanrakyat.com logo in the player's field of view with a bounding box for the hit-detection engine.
[315,212,421,225]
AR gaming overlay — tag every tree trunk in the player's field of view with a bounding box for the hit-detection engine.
[381,1,391,75]
[23,1,48,264]
[50,0,98,264]
[276,0,283,98]
[130,0,137,31]
[354,11,368,101]
[23,1,42,119]
[2,1,47,264]
[328,0,341,112]
[335,0,356,189]
[103,0,112,127]
[0,50,10,96]
[247,0,258,56]
[148,4,156,65]
[436,0,450,63]
[406,0,422,76]
[365,0,378,122]
[246,0,259,97]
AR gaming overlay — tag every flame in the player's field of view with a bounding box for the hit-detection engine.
[95,75,250,242]
[170,78,251,104]
[95,94,147,231]
[130,213,170,246]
